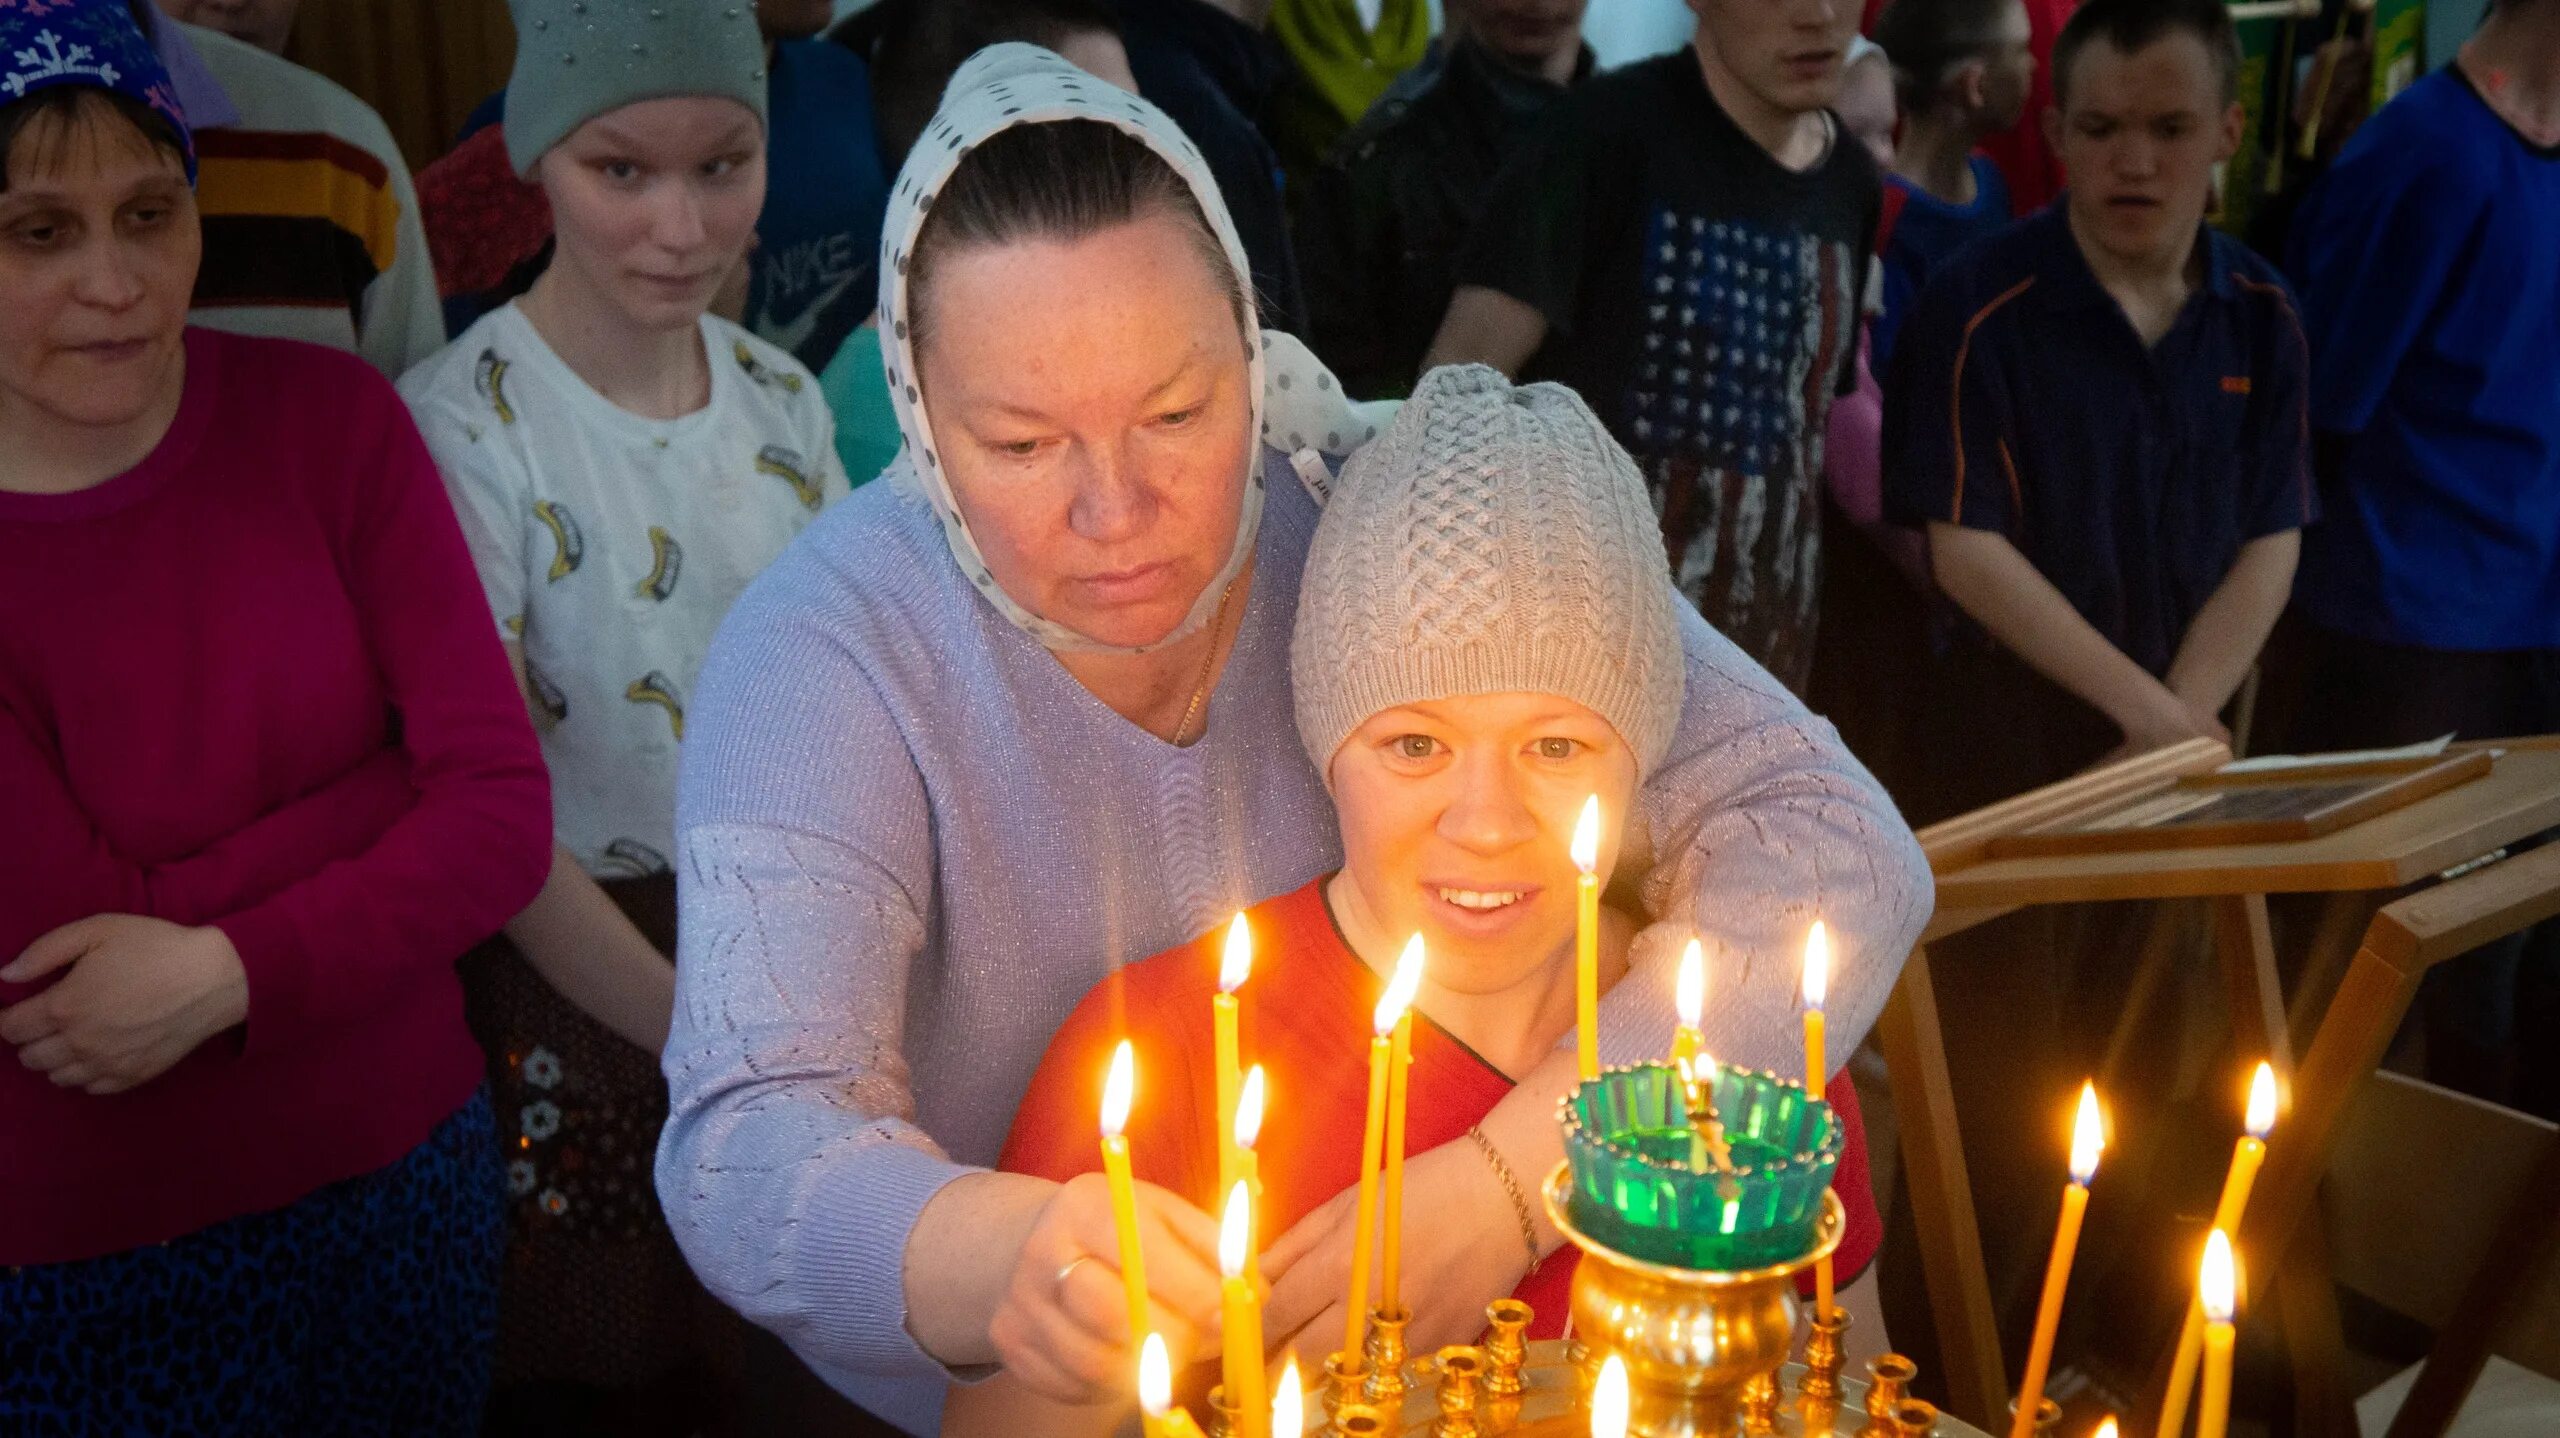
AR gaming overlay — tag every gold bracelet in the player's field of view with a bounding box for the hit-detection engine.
[1467,1124,1543,1276]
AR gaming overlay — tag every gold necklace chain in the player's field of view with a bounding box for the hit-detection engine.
[1171,578,1239,747]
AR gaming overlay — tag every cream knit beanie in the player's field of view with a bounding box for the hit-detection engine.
[1293,365,1687,780]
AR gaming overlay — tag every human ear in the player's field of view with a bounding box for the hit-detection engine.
[2215,98,2246,162]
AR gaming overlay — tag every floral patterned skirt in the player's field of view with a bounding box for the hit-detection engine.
[460,875,749,1416]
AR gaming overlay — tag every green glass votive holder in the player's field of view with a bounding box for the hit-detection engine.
[1559,1061,1842,1270]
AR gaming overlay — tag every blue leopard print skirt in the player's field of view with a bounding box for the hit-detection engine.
[0,1089,503,1436]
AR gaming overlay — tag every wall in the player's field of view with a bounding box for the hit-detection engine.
[282,0,519,171]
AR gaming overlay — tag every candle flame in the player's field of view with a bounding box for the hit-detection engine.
[2201,1227,2237,1323]
[1802,920,1830,1009]
[1273,1355,1303,1435]
[2070,1081,2105,1185]
[1235,1064,1266,1151]
[1374,934,1424,1036]
[1590,1354,1630,1438]
[1677,1051,1718,1089]
[1221,912,1253,993]
[1570,795,1601,874]
[2245,1061,2278,1140]
[1676,938,1705,1029]
[1101,1040,1135,1139]
[1138,1332,1174,1417]
[2094,1420,2120,1438]
[1219,1180,1252,1280]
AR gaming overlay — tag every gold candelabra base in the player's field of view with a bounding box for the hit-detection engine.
[1293,1165,1994,1437]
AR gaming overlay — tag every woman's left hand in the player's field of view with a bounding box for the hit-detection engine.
[1260,1136,1527,1362]
[0,916,249,1094]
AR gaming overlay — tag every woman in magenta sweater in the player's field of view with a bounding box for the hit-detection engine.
[0,3,551,1430]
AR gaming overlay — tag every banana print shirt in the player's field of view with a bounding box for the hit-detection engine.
[401,303,844,877]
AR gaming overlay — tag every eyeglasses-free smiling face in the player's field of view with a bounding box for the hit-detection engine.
[1328,692,1640,998]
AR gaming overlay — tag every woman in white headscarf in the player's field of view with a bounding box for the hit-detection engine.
[659,43,1932,1434]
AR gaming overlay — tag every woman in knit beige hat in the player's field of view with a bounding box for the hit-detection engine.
[970,368,1890,1434]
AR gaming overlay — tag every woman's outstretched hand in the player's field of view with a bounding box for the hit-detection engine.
[991,1170,1226,1404]
[0,915,249,1094]
[1260,1136,1526,1366]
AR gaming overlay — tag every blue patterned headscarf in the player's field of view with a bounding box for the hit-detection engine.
[0,0,195,182]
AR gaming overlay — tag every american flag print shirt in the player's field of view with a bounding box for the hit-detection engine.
[1629,207,1863,693]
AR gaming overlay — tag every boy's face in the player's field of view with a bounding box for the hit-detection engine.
[2047,32,2243,266]
[1974,0,2039,130]
[1689,0,1860,119]
[1328,693,1640,996]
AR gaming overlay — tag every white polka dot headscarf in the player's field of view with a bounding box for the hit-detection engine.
[876,42,1378,655]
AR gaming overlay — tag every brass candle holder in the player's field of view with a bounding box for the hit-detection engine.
[1547,1164,1845,1436]
[1429,1346,1486,1437]
[1798,1305,1853,1429]
[1361,1307,1413,1411]
[1860,1356,1918,1437]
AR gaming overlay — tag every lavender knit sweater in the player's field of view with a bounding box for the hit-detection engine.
[660,456,1932,1431]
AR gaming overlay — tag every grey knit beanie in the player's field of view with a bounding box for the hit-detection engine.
[1293,365,1687,781]
[502,0,770,177]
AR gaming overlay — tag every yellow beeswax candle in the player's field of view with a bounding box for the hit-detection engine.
[1272,1355,1304,1438]
[1216,914,1251,1207]
[1235,1063,1265,1286]
[1220,1183,1268,1438]
[1139,1333,1209,1438]
[1572,797,1602,1081]
[2199,1229,2238,1438]
[1803,919,1834,1318]
[1099,1041,1150,1351]
[2010,1083,2104,1438]
[1381,937,1422,1314]
[2160,1063,2277,1438]
[1340,948,1420,1363]
[1670,937,1704,1065]
[1591,1354,1630,1438]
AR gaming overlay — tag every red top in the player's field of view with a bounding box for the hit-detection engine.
[1001,878,1880,1344]
[0,328,553,1265]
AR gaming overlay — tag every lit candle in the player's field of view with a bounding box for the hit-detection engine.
[1220,1182,1269,1438]
[2198,1229,2239,1438]
[1139,1332,1209,1438]
[1235,1064,1266,1286]
[2010,1082,2105,1438]
[1099,1041,1151,1354]
[1674,1053,1735,1175]
[1272,1355,1304,1438]
[1572,796,1602,1081]
[1801,920,1830,1091]
[1591,1353,1630,1438]
[1341,944,1422,1363]
[2160,1063,2278,1438]
[1670,937,1705,1065]
[1382,936,1424,1316]
[1216,914,1252,1207]
[2095,1420,2120,1438]
[1803,920,1835,1320]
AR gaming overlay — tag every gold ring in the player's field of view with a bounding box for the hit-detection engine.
[1054,1254,1092,1295]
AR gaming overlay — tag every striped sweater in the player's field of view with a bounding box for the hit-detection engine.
[173,23,445,379]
